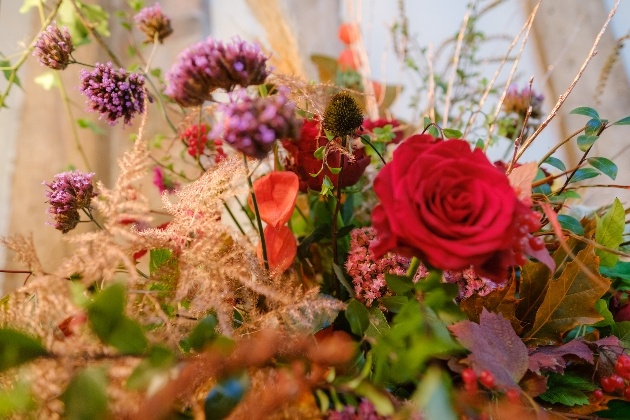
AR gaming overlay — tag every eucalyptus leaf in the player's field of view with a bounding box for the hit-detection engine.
[576,135,599,152]
[543,156,566,171]
[570,106,600,119]
[612,116,630,126]
[569,168,600,183]
[557,214,585,236]
[587,157,617,180]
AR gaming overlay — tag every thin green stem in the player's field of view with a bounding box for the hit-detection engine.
[56,74,92,171]
[243,155,269,271]
[332,136,348,297]
[234,195,258,232]
[82,208,103,230]
[222,200,247,236]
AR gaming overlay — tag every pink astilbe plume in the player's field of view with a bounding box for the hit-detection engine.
[346,227,427,307]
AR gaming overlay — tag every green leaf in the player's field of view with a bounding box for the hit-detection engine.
[313,145,325,159]
[204,373,250,420]
[188,314,219,351]
[346,299,370,336]
[593,299,615,327]
[557,215,585,236]
[543,156,566,171]
[569,168,600,183]
[77,118,105,135]
[353,381,395,416]
[570,107,600,119]
[587,157,617,180]
[385,273,415,295]
[442,128,462,139]
[62,367,109,420]
[106,317,148,354]
[379,296,408,313]
[20,0,40,13]
[0,381,34,417]
[613,322,630,348]
[81,3,111,37]
[412,367,457,420]
[584,118,605,136]
[332,263,355,297]
[34,71,57,90]
[594,399,630,419]
[612,116,630,126]
[365,307,390,341]
[595,198,625,268]
[149,248,174,276]
[327,165,341,174]
[0,329,48,371]
[127,345,175,390]
[428,126,440,138]
[576,135,599,152]
[600,262,630,281]
[539,373,595,406]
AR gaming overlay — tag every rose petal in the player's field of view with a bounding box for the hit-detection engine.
[249,171,299,229]
[257,225,297,274]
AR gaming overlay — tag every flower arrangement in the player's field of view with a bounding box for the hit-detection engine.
[2,1,630,419]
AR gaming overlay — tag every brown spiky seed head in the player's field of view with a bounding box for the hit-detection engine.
[322,92,363,138]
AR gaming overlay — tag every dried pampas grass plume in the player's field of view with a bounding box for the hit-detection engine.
[245,0,308,79]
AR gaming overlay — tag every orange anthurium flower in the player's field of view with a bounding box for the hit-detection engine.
[249,171,299,230]
[257,225,297,274]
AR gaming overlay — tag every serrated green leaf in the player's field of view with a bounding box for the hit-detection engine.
[612,116,630,126]
[442,128,462,139]
[587,157,617,180]
[0,329,48,371]
[570,106,600,119]
[543,156,566,171]
[595,198,625,268]
[557,215,585,236]
[576,135,599,152]
[62,367,109,419]
[569,168,600,183]
[539,373,595,406]
[346,299,370,336]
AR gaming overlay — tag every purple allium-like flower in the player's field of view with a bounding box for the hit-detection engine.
[44,171,96,234]
[219,88,300,159]
[165,36,270,107]
[33,22,74,70]
[134,3,173,44]
[443,267,503,301]
[502,84,544,119]
[345,227,427,307]
[79,62,145,125]
[152,167,178,194]
[327,398,390,420]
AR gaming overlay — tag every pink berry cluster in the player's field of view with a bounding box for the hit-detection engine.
[345,227,427,307]
[461,368,520,403]
[598,354,630,399]
[442,267,501,300]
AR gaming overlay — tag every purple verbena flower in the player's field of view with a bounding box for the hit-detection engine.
[502,84,544,119]
[134,3,173,44]
[218,88,300,159]
[80,62,145,125]
[345,227,427,307]
[33,22,74,70]
[44,171,96,234]
[165,36,270,107]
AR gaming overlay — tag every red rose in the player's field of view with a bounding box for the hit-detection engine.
[282,118,370,192]
[371,135,527,281]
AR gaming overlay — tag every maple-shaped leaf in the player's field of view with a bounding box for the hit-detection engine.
[523,245,610,346]
[460,277,522,334]
[449,309,528,389]
[528,339,593,374]
[508,161,538,205]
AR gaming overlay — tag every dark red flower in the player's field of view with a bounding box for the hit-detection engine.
[371,135,538,282]
[282,118,370,193]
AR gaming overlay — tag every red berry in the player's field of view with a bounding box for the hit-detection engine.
[593,389,604,401]
[462,368,476,385]
[616,354,630,379]
[611,374,626,390]
[479,370,495,389]
[601,376,616,393]
[624,387,630,400]
[506,389,520,404]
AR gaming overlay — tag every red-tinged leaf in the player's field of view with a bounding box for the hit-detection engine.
[249,172,299,229]
[257,225,297,275]
[540,201,565,241]
[528,339,593,374]
[523,245,611,345]
[508,162,538,205]
[449,309,529,389]
[460,277,522,334]
[519,371,548,397]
